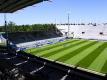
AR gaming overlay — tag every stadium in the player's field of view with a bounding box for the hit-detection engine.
[0,0,107,80]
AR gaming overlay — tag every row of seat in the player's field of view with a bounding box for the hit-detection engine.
[0,48,106,80]
[16,37,66,51]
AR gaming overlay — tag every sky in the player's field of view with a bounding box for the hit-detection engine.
[0,0,107,25]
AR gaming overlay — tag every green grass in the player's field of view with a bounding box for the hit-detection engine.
[77,43,106,67]
[25,39,78,54]
[40,40,87,57]
[56,41,97,62]
[25,39,107,74]
[101,61,107,73]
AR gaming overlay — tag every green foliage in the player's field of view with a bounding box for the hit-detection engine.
[0,22,56,32]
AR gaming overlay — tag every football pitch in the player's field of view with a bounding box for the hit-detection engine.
[25,39,107,75]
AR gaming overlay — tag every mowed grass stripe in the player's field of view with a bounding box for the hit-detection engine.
[31,40,79,56]
[57,41,97,62]
[40,40,86,57]
[65,42,101,65]
[47,40,91,60]
[37,40,82,56]
[25,40,73,53]
[33,39,77,51]
[88,48,107,73]
[101,60,107,74]
[27,39,78,54]
[76,42,107,68]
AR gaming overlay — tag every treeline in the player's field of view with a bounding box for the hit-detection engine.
[0,22,57,32]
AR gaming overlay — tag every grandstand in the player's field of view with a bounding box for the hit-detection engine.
[0,0,107,80]
[2,30,62,44]
[0,25,63,50]
[57,24,107,40]
[16,37,65,50]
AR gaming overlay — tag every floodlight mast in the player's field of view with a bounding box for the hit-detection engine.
[4,14,9,47]
[68,13,70,37]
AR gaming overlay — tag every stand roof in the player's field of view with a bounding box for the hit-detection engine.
[0,0,47,13]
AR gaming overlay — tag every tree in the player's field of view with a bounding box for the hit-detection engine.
[8,21,16,27]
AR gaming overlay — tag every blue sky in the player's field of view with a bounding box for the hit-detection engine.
[0,0,107,25]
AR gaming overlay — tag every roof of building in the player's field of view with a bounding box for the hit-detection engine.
[0,0,47,13]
